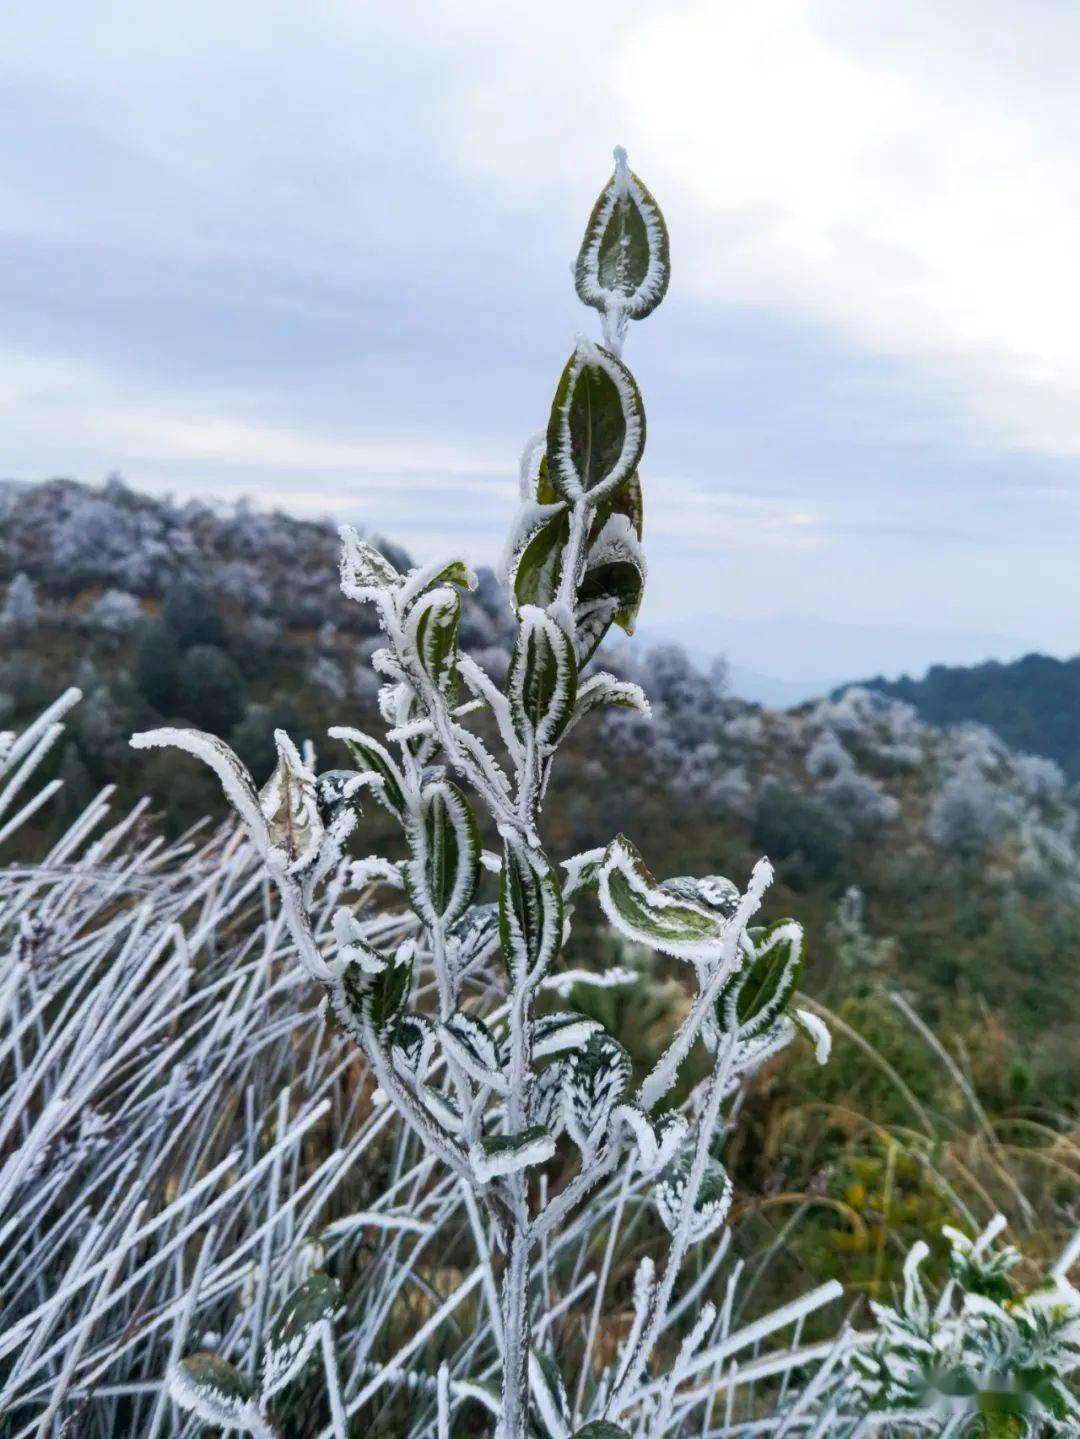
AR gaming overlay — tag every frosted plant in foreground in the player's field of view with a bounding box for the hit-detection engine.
[133,149,837,1437]
[846,1216,1080,1435]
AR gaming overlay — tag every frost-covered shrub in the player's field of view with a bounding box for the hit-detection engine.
[87,586,141,635]
[814,686,925,773]
[927,758,1014,857]
[806,716,901,835]
[0,572,38,634]
[845,1217,1080,1435]
[133,150,839,1439]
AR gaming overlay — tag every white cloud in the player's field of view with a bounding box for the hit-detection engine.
[0,350,504,476]
[647,480,823,553]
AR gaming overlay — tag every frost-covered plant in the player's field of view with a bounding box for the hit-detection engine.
[132,149,836,1438]
[171,1274,344,1439]
[845,1216,1080,1435]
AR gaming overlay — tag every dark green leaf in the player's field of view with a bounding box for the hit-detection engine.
[575,153,670,322]
[404,782,480,927]
[598,837,728,960]
[499,836,564,982]
[263,1273,340,1398]
[547,343,645,504]
[329,726,407,819]
[406,586,460,698]
[332,953,412,1046]
[577,517,645,638]
[512,507,569,611]
[506,607,577,749]
[715,920,803,1039]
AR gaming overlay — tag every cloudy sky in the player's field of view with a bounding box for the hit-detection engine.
[3,0,1080,694]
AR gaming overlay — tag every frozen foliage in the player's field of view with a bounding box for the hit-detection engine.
[129,152,854,1439]
[86,586,142,635]
[0,573,38,635]
[9,153,1078,1437]
[845,1217,1080,1434]
[0,473,511,647]
[0,685,869,1438]
[805,726,900,835]
[926,723,1079,887]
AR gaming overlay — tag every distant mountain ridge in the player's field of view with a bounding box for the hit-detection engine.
[851,652,1080,779]
[5,477,1080,1051]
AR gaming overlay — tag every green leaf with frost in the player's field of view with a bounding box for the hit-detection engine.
[440,1010,503,1087]
[392,1013,436,1078]
[332,907,399,975]
[575,151,670,323]
[405,781,480,927]
[263,1272,341,1398]
[472,1125,554,1183]
[589,470,643,542]
[419,558,476,594]
[534,450,559,504]
[654,1152,733,1243]
[573,597,620,667]
[447,902,501,977]
[513,507,569,610]
[338,524,400,600]
[577,515,645,637]
[506,606,577,751]
[533,1010,602,1058]
[572,672,650,725]
[169,1354,271,1438]
[499,836,564,983]
[716,920,803,1040]
[563,1033,630,1152]
[330,727,407,818]
[547,342,645,504]
[405,586,460,698]
[598,837,729,961]
[561,847,606,899]
[331,952,412,1047]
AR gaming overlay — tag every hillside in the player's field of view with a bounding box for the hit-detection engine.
[4,478,1080,1070]
[855,653,1080,780]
